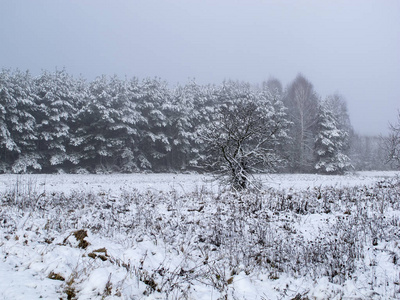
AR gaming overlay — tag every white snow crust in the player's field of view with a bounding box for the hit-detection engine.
[0,171,399,299]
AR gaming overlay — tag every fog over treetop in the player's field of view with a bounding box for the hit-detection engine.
[0,0,399,135]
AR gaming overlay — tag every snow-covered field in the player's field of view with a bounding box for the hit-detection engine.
[1,171,398,196]
[0,171,399,299]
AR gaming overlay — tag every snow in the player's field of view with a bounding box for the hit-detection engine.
[0,171,397,196]
[0,171,399,299]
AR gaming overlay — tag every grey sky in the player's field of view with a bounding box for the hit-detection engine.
[1,0,399,135]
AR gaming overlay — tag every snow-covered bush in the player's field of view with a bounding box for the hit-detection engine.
[12,153,42,173]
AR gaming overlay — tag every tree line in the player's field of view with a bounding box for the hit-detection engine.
[0,68,393,174]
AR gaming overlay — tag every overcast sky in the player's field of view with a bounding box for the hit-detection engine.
[1,0,399,135]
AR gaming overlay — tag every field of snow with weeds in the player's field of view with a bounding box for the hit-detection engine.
[0,171,399,299]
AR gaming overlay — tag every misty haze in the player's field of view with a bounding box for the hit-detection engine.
[0,1,400,299]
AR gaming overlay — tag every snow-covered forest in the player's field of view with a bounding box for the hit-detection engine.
[0,69,391,175]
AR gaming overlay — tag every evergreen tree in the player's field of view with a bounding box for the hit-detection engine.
[107,76,145,172]
[0,70,40,173]
[314,101,351,174]
[66,75,89,171]
[165,81,209,170]
[136,78,171,171]
[189,82,219,169]
[33,69,78,171]
[0,69,18,172]
[72,76,132,172]
[1,68,373,174]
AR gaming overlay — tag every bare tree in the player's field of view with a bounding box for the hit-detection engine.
[283,74,319,172]
[325,93,352,134]
[383,111,400,169]
[198,81,290,190]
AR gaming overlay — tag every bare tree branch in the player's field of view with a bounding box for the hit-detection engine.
[383,111,400,169]
[197,81,290,190]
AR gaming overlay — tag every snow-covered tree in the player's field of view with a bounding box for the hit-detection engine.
[33,69,78,171]
[164,80,216,170]
[383,111,400,169]
[0,69,18,171]
[112,77,147,172]
[314,101,352,174]
[135,78,171,171]
[164,83,194,170]
[71,75,142,172]
[0,70,40,173]
[198,81,290,190]
[0,68,365,174]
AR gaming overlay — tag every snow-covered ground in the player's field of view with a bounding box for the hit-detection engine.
[0,171,397,195]
[0,171,399,299]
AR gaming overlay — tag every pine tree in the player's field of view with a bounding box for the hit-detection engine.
[314,101,352,174]
[0,69,18,172]
[109,76,144,172]
[165,81,208,170]
[189,82,219,169]
[135,78,171,171]
[0,70,40,173]
[71,76,115,172]
[33,69,78,171]
[65,75,89,171]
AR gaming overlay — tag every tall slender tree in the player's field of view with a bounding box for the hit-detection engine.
[283,74,319,172]
[0,69,19,171]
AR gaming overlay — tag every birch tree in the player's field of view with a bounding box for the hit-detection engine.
[283,74,319,172]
